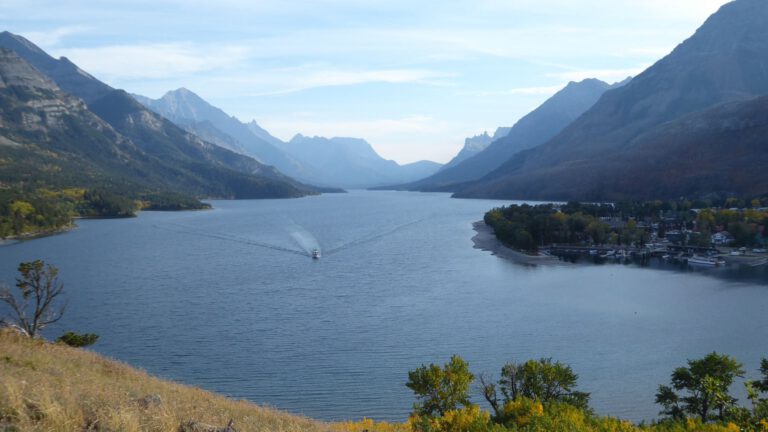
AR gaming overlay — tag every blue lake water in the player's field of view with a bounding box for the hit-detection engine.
[1,191,767,422]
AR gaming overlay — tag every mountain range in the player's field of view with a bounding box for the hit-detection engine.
[389,78,627,192]
[0,32,324,201]
[3,0,768,204]
[135,89,442,189]
[454,0,768,200]
[282,134,441,188]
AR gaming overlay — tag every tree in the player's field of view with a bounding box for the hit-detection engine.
[406,355,475,417]
[746,358,768,422]
[481,358,590,419]
[655,352,745,422]
[0,260,66,338]
[57,331,99,347]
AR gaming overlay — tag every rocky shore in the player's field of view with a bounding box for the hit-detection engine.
[471,221,564,266]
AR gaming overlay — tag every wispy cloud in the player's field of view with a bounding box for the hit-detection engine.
[56,43,251,80]
[245,67,456,96]
[18,26,90,48]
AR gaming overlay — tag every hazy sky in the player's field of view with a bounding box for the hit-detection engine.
[1,0,730,164]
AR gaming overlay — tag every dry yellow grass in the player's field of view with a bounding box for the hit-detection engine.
[0,329,342,431]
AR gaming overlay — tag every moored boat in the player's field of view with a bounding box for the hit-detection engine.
[687,255,722,266]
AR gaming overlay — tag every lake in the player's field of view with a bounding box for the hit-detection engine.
[1,190,767,422]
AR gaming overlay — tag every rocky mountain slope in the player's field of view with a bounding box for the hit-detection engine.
[395,78,620,192]
[0,40,318,200]
[457,0,768,200]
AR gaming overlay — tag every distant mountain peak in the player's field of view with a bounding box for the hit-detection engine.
[284,134,440,188]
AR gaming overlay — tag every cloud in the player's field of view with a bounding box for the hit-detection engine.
[244,67,456,96]
[17,26,90,48]
[54,43,251,80]
[475,0,729,23]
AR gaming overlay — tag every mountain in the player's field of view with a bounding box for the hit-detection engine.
[136,88,441,188]
[0,31,112,104]
[284,135,442,189]
[457,0,768,200]
[440,127,510,171]
[134,89,316,181]
[246,120,285,147]
[460,95,768,200]
[0,40,317,200]
[396,78,620,192]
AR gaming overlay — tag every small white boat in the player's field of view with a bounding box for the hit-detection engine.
[687,255,722,266]
[312,249,321,259]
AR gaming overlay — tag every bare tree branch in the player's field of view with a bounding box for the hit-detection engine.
[0,260,66,338]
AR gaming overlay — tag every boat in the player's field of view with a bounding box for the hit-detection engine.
[687,255,723,266]
[312,249,321,259]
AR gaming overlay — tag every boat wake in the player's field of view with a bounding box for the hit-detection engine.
[154,216,426,259]
[287,220,321,257]
[323,217,426,257]
[154,223,308,258]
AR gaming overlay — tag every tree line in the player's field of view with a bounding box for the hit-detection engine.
[484,201,768,254]
[404,354,768,431]
[0,186,210,239]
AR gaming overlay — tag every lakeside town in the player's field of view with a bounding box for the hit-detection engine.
[484,200,768,268]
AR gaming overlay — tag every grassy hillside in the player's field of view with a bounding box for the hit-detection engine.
[0,330,332,432]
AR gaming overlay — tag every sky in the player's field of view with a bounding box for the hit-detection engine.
[0,0,731,164]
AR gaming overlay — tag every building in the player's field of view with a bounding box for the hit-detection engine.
[711,231,734,246]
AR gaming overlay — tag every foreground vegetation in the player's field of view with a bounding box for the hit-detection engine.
[3,333,766,432]
[387,355,768,432]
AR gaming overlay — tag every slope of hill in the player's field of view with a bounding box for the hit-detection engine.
[0,329,331,432]
[396,78,619,192]
[458,0,768,200]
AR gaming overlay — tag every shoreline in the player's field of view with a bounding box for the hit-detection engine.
[471,221,564,266]
[0,223,77,245]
